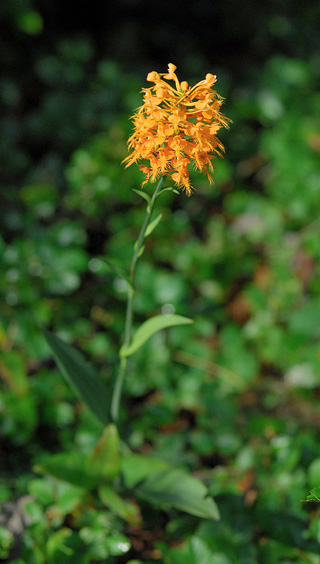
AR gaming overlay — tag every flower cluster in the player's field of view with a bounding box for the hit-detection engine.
[123,63,230,195]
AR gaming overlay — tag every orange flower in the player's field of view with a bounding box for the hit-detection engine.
[122,63,230,195]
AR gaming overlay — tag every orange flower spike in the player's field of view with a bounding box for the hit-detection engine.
[123,64,231,194]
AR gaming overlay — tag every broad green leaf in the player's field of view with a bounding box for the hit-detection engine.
[44,330,110,425]
[133,189,151,211]
[145,213,162,238]
[137,468,220,520]
[121,453,170,488]
[102,258,134,289]
[98,485,141,524]
[121,314,193,357]
[86,424,121,481]
[34,452,96,489]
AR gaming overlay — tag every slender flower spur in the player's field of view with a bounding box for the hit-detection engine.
[122,63,231,195]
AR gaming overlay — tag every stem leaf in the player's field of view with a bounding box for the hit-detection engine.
[134,242,145,258]
[133,189,152,211]
[44,329,110,425]
[158,186,180,196]
[121,314,193,357]
[102,258,134,289]
[145,213,163,238]
[137,468,220,520]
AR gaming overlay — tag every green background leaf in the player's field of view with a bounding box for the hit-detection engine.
[137,468,220,520]
[121,453,170,488]
[98,485,141,524]
[86,424,121,481]
[34,452,96,489]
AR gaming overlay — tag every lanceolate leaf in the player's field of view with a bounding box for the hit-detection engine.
[137,468,220,520]
[133,188,152,211]
[145,213,162,238]
[136,244,145,258]
[158,186,180,196]
[44,330,110,425]
[121,314,193,357]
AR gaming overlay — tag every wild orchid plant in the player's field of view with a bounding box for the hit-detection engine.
[43,64,230,525]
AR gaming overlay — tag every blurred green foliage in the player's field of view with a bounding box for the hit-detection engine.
[1,2,320,562]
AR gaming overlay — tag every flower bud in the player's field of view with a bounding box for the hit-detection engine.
[147,71,160,82]
[205,73,216,86]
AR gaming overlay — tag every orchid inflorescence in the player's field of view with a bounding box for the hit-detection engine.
[123,63,230,195]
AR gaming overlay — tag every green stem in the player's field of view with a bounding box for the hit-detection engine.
[111,176,164,423]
